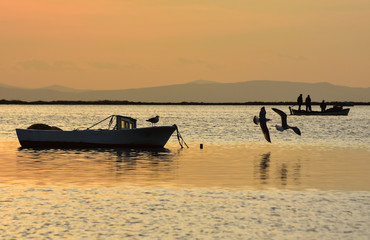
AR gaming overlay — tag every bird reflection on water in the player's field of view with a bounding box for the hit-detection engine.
[259,152,271,183]
[254,152,301,188]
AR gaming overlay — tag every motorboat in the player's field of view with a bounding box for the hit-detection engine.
[289,106,350,116]
[16,115,178,148]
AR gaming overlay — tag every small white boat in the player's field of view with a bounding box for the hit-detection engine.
[16,115,177,148]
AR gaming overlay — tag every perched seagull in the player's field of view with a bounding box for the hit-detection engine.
[272,108,301,135]
[146,115,159,126]
[253,107,271,143]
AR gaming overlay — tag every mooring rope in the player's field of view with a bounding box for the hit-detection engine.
[174,124,189,148]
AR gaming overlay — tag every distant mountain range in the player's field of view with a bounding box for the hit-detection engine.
[1,80,369,102]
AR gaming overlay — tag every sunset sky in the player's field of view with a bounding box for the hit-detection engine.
[1,0,369,90]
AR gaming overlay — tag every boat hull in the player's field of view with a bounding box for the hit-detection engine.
[290,108,350,116]
[16,126,176,148]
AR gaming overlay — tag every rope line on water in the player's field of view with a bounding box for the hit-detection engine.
[174,124,189,148]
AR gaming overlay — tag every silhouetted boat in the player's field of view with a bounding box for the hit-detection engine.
[289,107,350,116]
[16,115,177,148]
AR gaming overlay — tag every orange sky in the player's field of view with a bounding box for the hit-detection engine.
[1,0,369,90]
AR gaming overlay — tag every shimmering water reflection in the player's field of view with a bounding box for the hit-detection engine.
[1,105,369,239]
[1,141,369,191]
[1,186,369,239]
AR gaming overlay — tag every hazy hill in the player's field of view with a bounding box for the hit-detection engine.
[0,80,369,102]
[38,85,87,93]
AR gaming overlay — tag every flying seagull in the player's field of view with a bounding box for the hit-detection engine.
[272,108,301,135]
[253,107,271,143]
[146,115,159,126]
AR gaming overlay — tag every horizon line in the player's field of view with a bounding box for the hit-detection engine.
[1,99,368,105]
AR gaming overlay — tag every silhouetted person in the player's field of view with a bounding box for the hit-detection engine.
[305,95,312,111]
[320,100,327,112]
[297,94,303,110]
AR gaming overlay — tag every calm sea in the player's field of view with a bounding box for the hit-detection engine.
[0,105,369,239]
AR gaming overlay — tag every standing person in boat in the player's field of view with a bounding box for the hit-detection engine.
[305,95,312,112]
[320,100,327,112]
[297,94,303,111]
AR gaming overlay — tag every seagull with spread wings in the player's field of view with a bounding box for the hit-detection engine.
[272,108,301,135]
[253,107,271,143]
